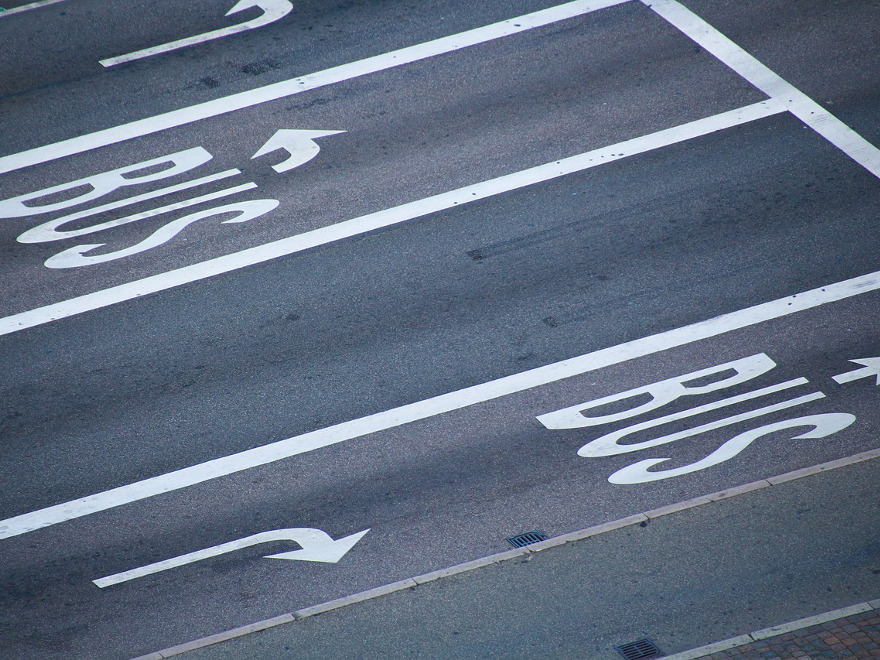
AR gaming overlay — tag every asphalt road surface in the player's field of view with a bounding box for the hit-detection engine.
[1,0,878,658]
[178,458,880,659]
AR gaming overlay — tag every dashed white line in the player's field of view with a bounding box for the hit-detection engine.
[1,267,878,540]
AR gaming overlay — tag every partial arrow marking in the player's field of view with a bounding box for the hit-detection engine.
[99,0,294,68]
[92,527,368,588]
[252,129,345,173]
[264,528,370,563]
[832,358,880,385]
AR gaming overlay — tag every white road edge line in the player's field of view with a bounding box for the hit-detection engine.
[643,0,880,179]
[0,0,630,174]
[0,0,67,18]
[0,100,784,338]
[2,265,879,541]
[133,448,880,660]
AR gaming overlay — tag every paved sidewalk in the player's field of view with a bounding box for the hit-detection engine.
[148,455,880,660]
[669,603,880,659]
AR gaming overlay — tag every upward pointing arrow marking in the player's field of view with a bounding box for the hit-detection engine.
[832,357,880,386]
[252,129,345,173]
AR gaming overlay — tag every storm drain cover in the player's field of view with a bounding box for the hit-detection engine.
[506,530,549,548]
[615,638,663,659]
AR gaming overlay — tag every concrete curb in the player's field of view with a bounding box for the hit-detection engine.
[293,578,418,619]
[663,601,880,659]
[132,447,880,659]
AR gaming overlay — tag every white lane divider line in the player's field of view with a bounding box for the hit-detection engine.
[0,0,67,18]
[99,0,294,68]
[643,0,880,179]
[0,100,784,337]
[1,267,879,541]
[0,0,630,174]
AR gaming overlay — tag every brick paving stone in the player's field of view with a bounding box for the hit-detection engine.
[697,608,880,659]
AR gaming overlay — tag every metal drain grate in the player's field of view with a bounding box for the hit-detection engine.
[506,530,549,548]
[615,638,663,659]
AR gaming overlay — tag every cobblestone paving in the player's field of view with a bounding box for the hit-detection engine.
[700,610,880,658]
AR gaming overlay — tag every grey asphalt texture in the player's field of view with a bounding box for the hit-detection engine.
[1,0,879,658]
[179,457,880,659]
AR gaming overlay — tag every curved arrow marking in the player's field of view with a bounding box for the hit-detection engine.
[93,527,369,588]
[99,0,294,68]
[252,129,345,173]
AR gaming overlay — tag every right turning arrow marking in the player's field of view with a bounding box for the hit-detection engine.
[93,527,369,588]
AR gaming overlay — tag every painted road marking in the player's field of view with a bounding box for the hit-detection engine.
[538,352,862,483]
[538,353,782,430]
[44,197,279,268]
[16,169,243,243]
[8,129,340,267]
[251,129,345,174]
[833,358,880,385]
[1,0,876,326]
[1,269,879,540]
[0,100,785,333]
[607,413,856,484]
[575,389,829,456]
[93,527,370,588]
[1,147,215,218]
[0,0,629,174]
[0,0,66,18]
[642,0,880,179]
[1,0,878,538]
[3,0,878,180]
[129,449,880,660]
[99,0,294,68]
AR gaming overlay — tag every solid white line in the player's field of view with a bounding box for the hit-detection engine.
[642,0,880,179]
[0,0,629,174]
[0,100,784,337]
[1,267,879,540]
[0,0,67,18]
